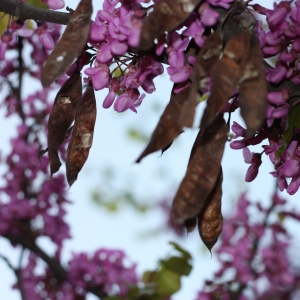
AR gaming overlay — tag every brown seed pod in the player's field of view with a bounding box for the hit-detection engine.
[41,0,93,87]
[239,35,267,138]
[171,114,227,224]
[139,0,201,50]
[136,84,189,163]
[198,168,223,252]
[200,29,251,129]
[66,83,96,187]
[48,71,82,175]
[184,217,197,233]
[179,30,223,128]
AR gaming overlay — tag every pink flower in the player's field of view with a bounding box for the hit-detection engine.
[199,4,219,27]
[182,19,205,47]
[266,3,290,30]
[230,139,248,149]
[243,147,262,182]
[231,121,246,138]
[42,0,65,10]
[206,0,233,10]
[85,63,110,90]
[267,88,289,105]
[114,89,145,113]
[287,176,300,194]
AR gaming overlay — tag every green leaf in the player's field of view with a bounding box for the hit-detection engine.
[160,256,192,276]
[169,242,192,260]
[27,0,49,9]
[143,271,157,284]
[141,243,193,299]
[155,267,181,297]
[276,106,300,158]
[142,268,181,297]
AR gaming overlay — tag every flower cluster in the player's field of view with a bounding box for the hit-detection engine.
[68,249,138,297]
[84,0,157,112]
[84,0,231,111]
[229,1,300,194]
[0,10,69,255]
[13,249,138,300]
[196,193,300,299]
[13,254,81,300]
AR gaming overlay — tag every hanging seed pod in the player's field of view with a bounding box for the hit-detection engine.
[239,35,267,138]
[41,0,93,87]
[66,82,96,187]
[140,0,202,50]
[200,29,251,129]
[136,85,189,163]
[184,217,197,233]
[171,114,227,224]
[48,71,82,175]
[179,30,223,128]
[198,169,223,252]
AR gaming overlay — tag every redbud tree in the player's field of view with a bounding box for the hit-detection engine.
[1,0,300,299]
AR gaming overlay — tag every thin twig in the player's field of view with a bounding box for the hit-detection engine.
[17,37,26,123]
[0,253,15,271]
[0,252,26,300]
[16,247,26,300]
[0,0,70,25]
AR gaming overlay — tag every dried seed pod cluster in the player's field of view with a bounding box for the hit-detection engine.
[66,83,96,187]
[48,71,82,176]
[137,4,267,250]
[46,70,97,187]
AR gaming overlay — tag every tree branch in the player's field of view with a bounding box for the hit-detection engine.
[16,248,26,300]
[0,251,26,300]
[0,0,70,25]
[4,233,107,299]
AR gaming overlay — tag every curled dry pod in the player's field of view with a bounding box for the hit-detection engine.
[66,83,96,187]
[48,71,82,175]
[136,85,189,163]
[198,169,223,252]
[200,29,251,129]
[41,0,93,87]
[171,114,227,224]
[179,31,223,128]
[239,35,267,138]
[139,0,201,50]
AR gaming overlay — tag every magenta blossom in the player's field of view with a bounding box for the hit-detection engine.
[243,147,262,182]
[199,3,220,27]
[42,0,65,10]
[85,63,110,90]
[114,89,145,113]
